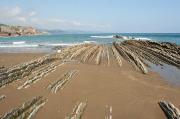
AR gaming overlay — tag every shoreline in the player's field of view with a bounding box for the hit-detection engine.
[0,41,180,119]
[0,39,179,85]
[0,53,180,119]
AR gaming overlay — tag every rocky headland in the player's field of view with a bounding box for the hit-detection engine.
[0,24,43,37]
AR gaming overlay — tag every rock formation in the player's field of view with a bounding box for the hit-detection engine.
[113,35,129,40]
[0,96,47,119]
[0,40,179,89]
[0,55,58,88]
[54,40,179,74]
[158,101,180,119]
[0,24,42,37]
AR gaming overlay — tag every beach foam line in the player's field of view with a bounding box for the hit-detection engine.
[0,42,13,45]
[134,37,152,41]
[83,41,97,44]
[13,41,26,45]
[0,42,100,48]
[0,43,80,48]
[42,43,80,46]
[0,41,26,45]
[0,44,39,48]
[90,35,113,38]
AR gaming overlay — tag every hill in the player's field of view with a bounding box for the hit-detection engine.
[0,24,42,37]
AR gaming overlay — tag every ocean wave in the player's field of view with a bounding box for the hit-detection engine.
[0,41,26,45]
[0,42,12,45]
[39,43,79,47]
[13,41,26,45]
[134,37,152,41]
[0,44,38,48]
[0,42,80,48]
[83,41,97,44]
[90,35,113,38]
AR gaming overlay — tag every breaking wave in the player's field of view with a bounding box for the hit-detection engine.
[83,41,97,44]
[90,35,113,38]
[13,41,26,44]
[0,42,80,48]
[134,37,152,41]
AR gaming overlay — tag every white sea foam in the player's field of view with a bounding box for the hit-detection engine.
[40,43,80,47]
[0,42,80,48]
[0,42,12,45]
[0,44,38,48]
[134,37,152,41]
[13,41,26,44]
[83,41,97,44]
[90,35,113,38]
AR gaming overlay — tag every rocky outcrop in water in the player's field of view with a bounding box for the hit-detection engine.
[113,35,129,40]
[122,40,179,65]
[113,40,180,73]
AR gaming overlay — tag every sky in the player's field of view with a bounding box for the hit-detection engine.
[0,0,180,33]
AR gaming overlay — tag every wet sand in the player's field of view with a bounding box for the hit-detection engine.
[0,53,180,119]
[0,53,45,67]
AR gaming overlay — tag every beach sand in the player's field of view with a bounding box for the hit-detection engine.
[0,53,180,119]
[0,53,45,67]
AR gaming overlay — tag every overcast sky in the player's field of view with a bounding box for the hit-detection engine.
[0,0,180,32]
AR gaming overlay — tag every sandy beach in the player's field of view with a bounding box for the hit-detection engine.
[0,53,45,67]
[0,49,180,119]
[1,0,180,118]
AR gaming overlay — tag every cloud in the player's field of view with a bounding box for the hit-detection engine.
[7,6,21,17]
[0,6,111,31]
[0,6,30,24]
[29,11,36,17]
[48,18,66,23]
[16,16,27,22]
[29,17,84,29]
[45,18,82,27]
[0,6,21,18]
[72,21,81,26]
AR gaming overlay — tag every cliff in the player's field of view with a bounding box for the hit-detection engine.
[0,24,42,37]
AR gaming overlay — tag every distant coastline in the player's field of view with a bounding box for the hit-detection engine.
[0,23,46,37]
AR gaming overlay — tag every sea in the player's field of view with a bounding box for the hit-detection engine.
[0,33,180,86]
[0,33,179,53]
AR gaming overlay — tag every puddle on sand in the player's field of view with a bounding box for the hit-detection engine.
[149,63,180,86]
